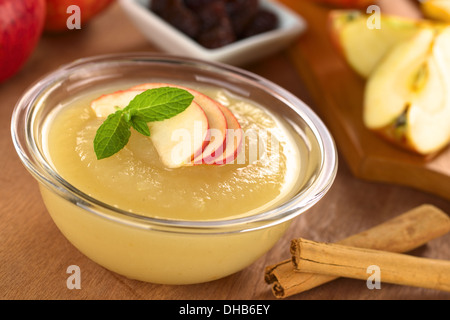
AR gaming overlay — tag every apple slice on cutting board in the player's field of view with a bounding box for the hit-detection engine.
[282,0,450,200]
[130,83,229,164]
[328,10,424,78]
[91,88,210,168]
[421,0,450,23]
[363,26,450,155]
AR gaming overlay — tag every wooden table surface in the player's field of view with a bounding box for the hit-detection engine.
[1,1,450,300]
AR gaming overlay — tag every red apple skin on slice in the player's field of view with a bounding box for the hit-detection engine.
[91,90,143,117]
[211,104,244,165]
[90,88,210,168]
[130,83,228,164]
[191,91,228,164]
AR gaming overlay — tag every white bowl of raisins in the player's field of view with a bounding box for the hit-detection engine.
[119,0,306,66]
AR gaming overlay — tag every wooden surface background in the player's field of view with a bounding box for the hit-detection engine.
[1,0,449,300]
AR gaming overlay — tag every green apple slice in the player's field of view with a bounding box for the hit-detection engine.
[405,27,450,154]
[421,0,450,23]
[364,27,450,155]
[329,10,423,78]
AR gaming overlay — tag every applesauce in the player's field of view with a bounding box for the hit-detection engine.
[37,82,309,284]
[12,54,336,285]
[43,83,307,221]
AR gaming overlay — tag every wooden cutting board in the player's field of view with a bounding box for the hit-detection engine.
[280,0,450,201]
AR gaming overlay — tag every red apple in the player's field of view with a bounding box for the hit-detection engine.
[0,0,46,83]
[44,0,114,32]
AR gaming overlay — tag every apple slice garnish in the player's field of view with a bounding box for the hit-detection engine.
[91,90,143,117]
[191,92,228,164]
[210,104,243,165]
[363,26,450,155]
[130,83,228,164]
[328,10,423,78]
[90,88,210,168]
[148,101,210,167]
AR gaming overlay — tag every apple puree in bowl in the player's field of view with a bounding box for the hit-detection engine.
[44,83,306,221]
[12,54,336,284]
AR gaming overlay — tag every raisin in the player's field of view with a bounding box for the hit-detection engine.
[150,0,168,16]
[224,0,258,16]
[164,0,201,39]
[197,1,229,32]
[241,9,278,39]
[197,17,236,48]
[150,0,278,49]
[224,0,259,37]
[184,0,214,10]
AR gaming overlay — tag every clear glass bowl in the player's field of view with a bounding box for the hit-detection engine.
[11,53,337,285]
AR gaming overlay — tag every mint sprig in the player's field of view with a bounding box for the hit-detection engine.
[93,87,194,160]
[93,110,132,160]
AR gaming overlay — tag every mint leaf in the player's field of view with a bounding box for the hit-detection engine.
[93,87,194,160]
[125,87,194,122]
[130,116,151,136]
[94,110,131,160]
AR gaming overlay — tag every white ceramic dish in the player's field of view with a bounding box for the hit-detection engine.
[118,0,307,66]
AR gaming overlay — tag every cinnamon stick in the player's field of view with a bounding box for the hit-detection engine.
[290,238,450,292]
[264,204,450,298]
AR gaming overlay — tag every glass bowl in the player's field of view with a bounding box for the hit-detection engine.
[11,53,337,285]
